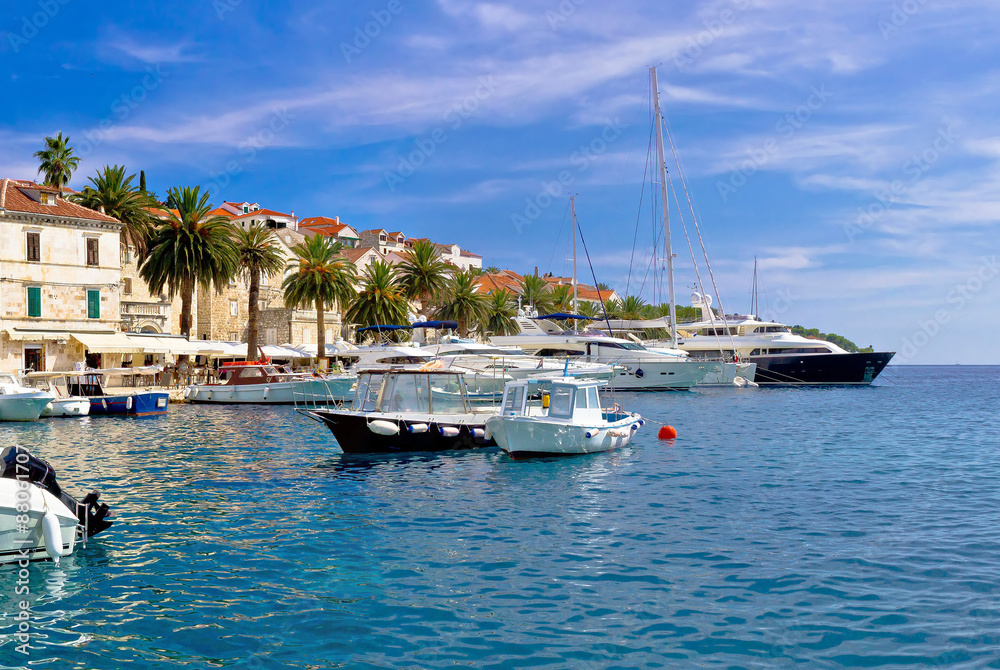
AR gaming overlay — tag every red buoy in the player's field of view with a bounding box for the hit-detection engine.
[658,425,678,440]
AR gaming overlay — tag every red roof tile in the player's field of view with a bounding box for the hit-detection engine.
[0,179,119,223]
[231,208,294,220]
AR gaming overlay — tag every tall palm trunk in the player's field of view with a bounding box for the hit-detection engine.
[178,276,194,366]
[315,298,326,370]
[246,270,261,358]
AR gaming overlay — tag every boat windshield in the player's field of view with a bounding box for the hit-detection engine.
[599,341,647,351]
[548,385,574,419]
[352,373,384,411]
[502,385,526,415]
[429,376,469,414]
[380,374,431,413]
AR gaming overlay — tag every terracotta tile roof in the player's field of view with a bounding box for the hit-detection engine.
[300,217,357,236]
[206,206,236,219]
[231,207,294,220]
[459,249,482,258]
[342,246,381,263]
[359,228,387,235]
[474,272,523,295]
[0,178,119,223]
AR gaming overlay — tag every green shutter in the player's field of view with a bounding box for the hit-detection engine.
[87,290,100,319]
[27,287,41,317]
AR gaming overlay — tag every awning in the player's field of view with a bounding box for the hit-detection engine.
[124,335,226,356]
[4,328,72,342]
[71,331,146,354]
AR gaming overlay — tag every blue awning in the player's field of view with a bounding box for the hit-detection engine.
[410,321,459,330]
[534,313,588,321]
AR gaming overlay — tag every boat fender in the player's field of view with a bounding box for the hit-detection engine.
[470,428,485,439]
[631,423,639,431]
[42,510,64,563]
[182,387,191,399]
[635,367,644,379]
[439,426,460,437]
[585,430,598,439]
[126,395,133,411]
[484,426,492,441]
[541,393,550,409]
[368,420,400,436]
[263,386,269,400]
[407,423,429,434]
[206,391,212,401]
[101,399,107,410]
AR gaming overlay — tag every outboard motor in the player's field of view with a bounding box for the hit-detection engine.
[0,446,113,537]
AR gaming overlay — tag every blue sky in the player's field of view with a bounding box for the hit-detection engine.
[3,0,999,363]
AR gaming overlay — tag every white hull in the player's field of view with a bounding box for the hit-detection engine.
[41,397,91,417]
[0,480,78,564]
[487,414,641,456]
[610,359,718,390]
[188,376,355,404]
[0,393,54,421]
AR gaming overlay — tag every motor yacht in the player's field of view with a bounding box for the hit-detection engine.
[0,373,55,421]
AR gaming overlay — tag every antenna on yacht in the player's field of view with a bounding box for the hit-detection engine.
[751,256,758,318]
[650,66,677,344]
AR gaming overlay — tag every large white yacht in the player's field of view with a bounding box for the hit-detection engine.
[491,312,718,390]
[673,293,894,385]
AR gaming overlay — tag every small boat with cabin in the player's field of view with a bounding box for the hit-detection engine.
[22,372,91,417]
[186,353,355,405]
[486,377,644,458]
[301,365,495,454]
[67,367,169,416]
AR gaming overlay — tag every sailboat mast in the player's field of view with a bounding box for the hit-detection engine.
[751,256,758,316]
[650,66,677,343]
[571,195,578,318]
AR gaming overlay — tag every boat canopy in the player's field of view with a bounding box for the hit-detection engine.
[410,320,459,330]
[534,313,588,321]
[71,331,146,354]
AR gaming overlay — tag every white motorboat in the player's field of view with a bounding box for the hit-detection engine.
[486,377,644,458]
[0,446,113,564]
[186,361,355,404]
[22,372,91,417]
[0,373,55,421]
[491,313,719,390]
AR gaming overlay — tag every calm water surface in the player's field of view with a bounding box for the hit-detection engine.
[1,366,998,669]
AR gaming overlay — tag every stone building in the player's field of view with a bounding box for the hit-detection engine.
[0,179,140,371]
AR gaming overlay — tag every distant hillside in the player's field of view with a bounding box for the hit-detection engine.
[791,326,873,353]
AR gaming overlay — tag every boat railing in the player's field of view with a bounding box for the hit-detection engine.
[290,376,347,417]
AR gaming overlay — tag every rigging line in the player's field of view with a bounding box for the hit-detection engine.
[624,120,655,299]
[661,111,739,357]
[545,199,572,276]
[575,216,614,335]
[666,170,726,356]
[636,240,657,298]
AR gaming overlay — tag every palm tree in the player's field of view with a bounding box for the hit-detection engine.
[576,300,599,321]
[344,260,410,336]
[483,265,501,275]
[139,186,238,347]
[34,132,79,190]
[620,295,648,319]
[478,289,518,337]
[596,281,613,292]
[283,235,357,365]
[72,165,157,254]
[235,224,286,356]
[603,298,622,319]
[437,271,487,337]
[520,274,554,314]
[549,284,574,313]
[397,239,451,313]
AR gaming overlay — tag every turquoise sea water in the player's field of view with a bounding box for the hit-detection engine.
[1,365,998,669]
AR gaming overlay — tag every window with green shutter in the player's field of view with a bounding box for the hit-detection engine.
[87,289,100,319]
[27,287,41,317]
